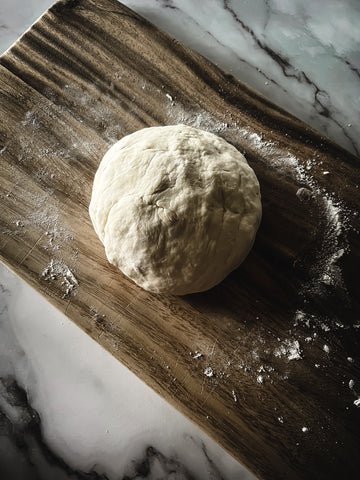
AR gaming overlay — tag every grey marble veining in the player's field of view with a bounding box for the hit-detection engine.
[1,0,359,155]
[0,0,359,479]
[0,263,254,480]
[124,0,360,157]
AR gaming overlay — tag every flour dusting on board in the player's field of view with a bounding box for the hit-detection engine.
[4,108,80,302]
[165,101,359,421]
[169,100,352,316]
[42,259,78,298]
[243,128,356,339]
[274,339,302,361]
[8,85,357,432]
[166,102,229,136]
[167,101,352,325]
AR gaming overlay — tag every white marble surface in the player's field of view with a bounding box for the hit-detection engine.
[0,262,250,479]
[0,0,359,479]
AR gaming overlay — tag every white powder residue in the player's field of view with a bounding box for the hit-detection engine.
[30,208,73,250]
[62,84,125,145]
[235,122,353,331]
[5,107,83,309]
[89,306,107,323]
[42,259,78,298]
[166,104,229,136]
[304,194,348,292]
[160,105,355,391]
[323,197,342,237]
[294,310,311,328]
[348,380,360,408]
[204,367,214,377]
[274,339,302,361]
[237,128,275,151]
[167,108,351,322]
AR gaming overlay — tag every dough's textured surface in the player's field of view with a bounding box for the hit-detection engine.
[89,125,261,295]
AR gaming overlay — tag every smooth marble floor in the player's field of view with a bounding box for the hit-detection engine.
[0,0,359,479]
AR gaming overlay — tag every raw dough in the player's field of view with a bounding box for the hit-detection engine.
[89,125,261,295]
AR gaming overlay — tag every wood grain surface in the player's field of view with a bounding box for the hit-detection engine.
[1,1,360,478]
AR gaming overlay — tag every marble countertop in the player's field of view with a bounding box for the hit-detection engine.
[0,1,359,479]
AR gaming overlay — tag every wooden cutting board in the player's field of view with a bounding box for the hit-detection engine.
[1,1,359,478]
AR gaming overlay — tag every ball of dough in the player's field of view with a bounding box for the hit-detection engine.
[89,124,261,295]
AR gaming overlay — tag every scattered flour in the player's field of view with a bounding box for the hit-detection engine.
[348,380,360,408]
[41,259,78,298]
[274,339,302,361]
[12,89,357,427]
[234,121,354,336]
[89,306,106,323]
[166,104,229,136]
[7,107,81,306]
[165,102,351,330]
[204,367,214,378]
